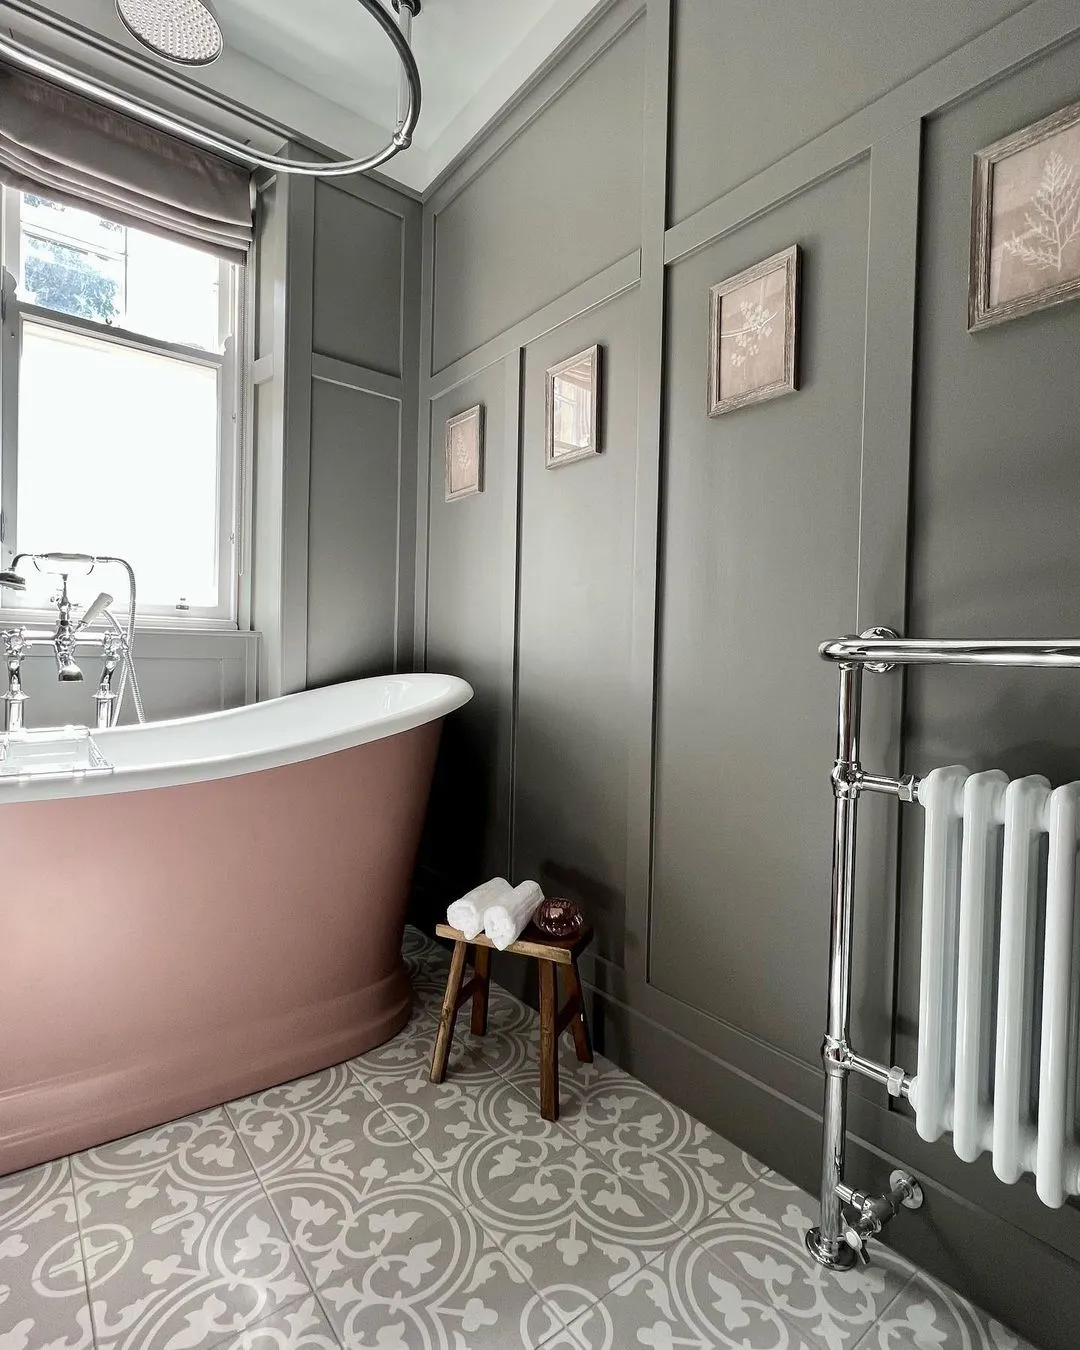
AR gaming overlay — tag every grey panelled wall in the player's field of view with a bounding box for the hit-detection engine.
[515,288,639,970]
[252,167,420,697]
[430,10,645,372]
[653,158,870,1063]
[668,0,1034,222]
[412,1,1080,1346]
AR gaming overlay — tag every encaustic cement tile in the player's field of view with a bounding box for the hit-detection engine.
[0,1159,94,1350]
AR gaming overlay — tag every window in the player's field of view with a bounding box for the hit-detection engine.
[0,189,243,622]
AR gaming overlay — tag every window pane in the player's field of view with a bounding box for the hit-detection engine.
[17,322,221,610]
[21,234,124,325]
[19,192,226,352]
[124,230,223,351]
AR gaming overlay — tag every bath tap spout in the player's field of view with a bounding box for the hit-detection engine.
[52,574,84,683]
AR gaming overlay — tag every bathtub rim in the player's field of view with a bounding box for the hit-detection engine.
[0,671,472,804]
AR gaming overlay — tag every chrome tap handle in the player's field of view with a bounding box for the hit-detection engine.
[842,1225,871,1265]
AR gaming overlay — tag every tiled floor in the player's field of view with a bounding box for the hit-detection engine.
[2,926,1037,1350]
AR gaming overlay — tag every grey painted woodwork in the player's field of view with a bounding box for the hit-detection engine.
[425,361,518,889]
[253,163,421,696]
[669,0,1034,224]
[306,382,401,686]
[313,183,404,377]
[514,289,640,969]
[652,160,870,1064]
[13,631,257,728]
[430,13,646,374]
[411,2,1080,1343]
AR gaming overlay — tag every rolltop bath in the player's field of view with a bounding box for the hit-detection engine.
[1,673,472,1176]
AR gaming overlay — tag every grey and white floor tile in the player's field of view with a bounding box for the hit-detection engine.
[566,1232,823,1349]
[0,926,1043,1350]
[82,1182,310,1350]
[687,1174,916,1349]
[0,1158,94,1350]
[209,1294,340,1349]
[361,1069,580,1208]
[71,1108,258,1240]
[467,1144,685,1327]
[854,1269,1040,1350]
[319,1199,563,1349]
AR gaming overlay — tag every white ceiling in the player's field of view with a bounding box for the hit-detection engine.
[4,0,611,192]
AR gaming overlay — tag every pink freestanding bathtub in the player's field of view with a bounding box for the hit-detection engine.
[1,673,472,1176]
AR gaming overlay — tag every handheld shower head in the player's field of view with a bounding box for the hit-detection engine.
[0,569,26,592]
[78,593,114,630]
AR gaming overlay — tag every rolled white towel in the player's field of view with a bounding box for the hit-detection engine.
[484,880,544,951]
[447,877,513,939]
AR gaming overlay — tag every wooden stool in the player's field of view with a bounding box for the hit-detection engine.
[430,921,593,1121]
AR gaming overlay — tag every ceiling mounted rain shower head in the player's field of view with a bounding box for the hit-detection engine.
[115,0,224,67]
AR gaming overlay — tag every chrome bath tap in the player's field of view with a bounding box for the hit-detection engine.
[52,574,84,683]
[0,553,145,731]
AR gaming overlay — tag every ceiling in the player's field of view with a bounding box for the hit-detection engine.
[3,0,611,192]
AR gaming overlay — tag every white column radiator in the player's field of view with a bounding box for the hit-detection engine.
[911,766,1080,1207]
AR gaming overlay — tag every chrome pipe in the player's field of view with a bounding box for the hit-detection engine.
[806,662,864,1271]
[822,636,1080,669]
[0,0,421,178]
[846,1049,912,1100]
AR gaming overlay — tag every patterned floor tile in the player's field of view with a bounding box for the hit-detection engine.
[367,1070,582,1207]
[208,1293,342,1349]
[568,1234,822,1349]
[855,1268,1039,1350]
[319,1200,564,1349]
[537,1061,763,1230]
[0,1159,94,1350]
[83,1182,310,1350]
[351,988,534,1088]
[269,1174,467,1294]
[72,1108,257,1240]
[229,1065,430,1190]
[507,1045,633,1123]
[468,1146,684,1326]
[691,1176,914,1349]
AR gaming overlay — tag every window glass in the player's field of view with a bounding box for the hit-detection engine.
[18,193,225,352]
[17,322,221,610]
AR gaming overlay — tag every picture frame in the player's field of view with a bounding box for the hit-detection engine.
[444,404,484,502]
[708,244,799,416]
[969,98,1080,331]
[546,345,602,468]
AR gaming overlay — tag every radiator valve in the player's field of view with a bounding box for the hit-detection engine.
[841,1171,924,1265]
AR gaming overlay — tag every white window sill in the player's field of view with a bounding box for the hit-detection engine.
[0,609,247,636]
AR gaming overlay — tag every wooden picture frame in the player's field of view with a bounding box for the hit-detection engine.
[444,404,484,502]
[546,345,602,468]
[708,244,799,416]
[969,99,1080,331]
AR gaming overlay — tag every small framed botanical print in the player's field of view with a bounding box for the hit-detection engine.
[969,99,1080,331]
[444,404,483,502]
[708,245,799,416]
[546,345,601,468]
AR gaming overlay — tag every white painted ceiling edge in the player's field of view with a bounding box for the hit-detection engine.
[1,0,612,194]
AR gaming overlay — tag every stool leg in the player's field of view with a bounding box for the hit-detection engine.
[566,959,594,1064]
[470,945,491,1036]
[538,958,559,1121]
[430,940,468,1084]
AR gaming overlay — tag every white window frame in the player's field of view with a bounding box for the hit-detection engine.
[0,185,244,628]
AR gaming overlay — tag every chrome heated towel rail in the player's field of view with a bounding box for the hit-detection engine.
[807,629,1080,1270]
